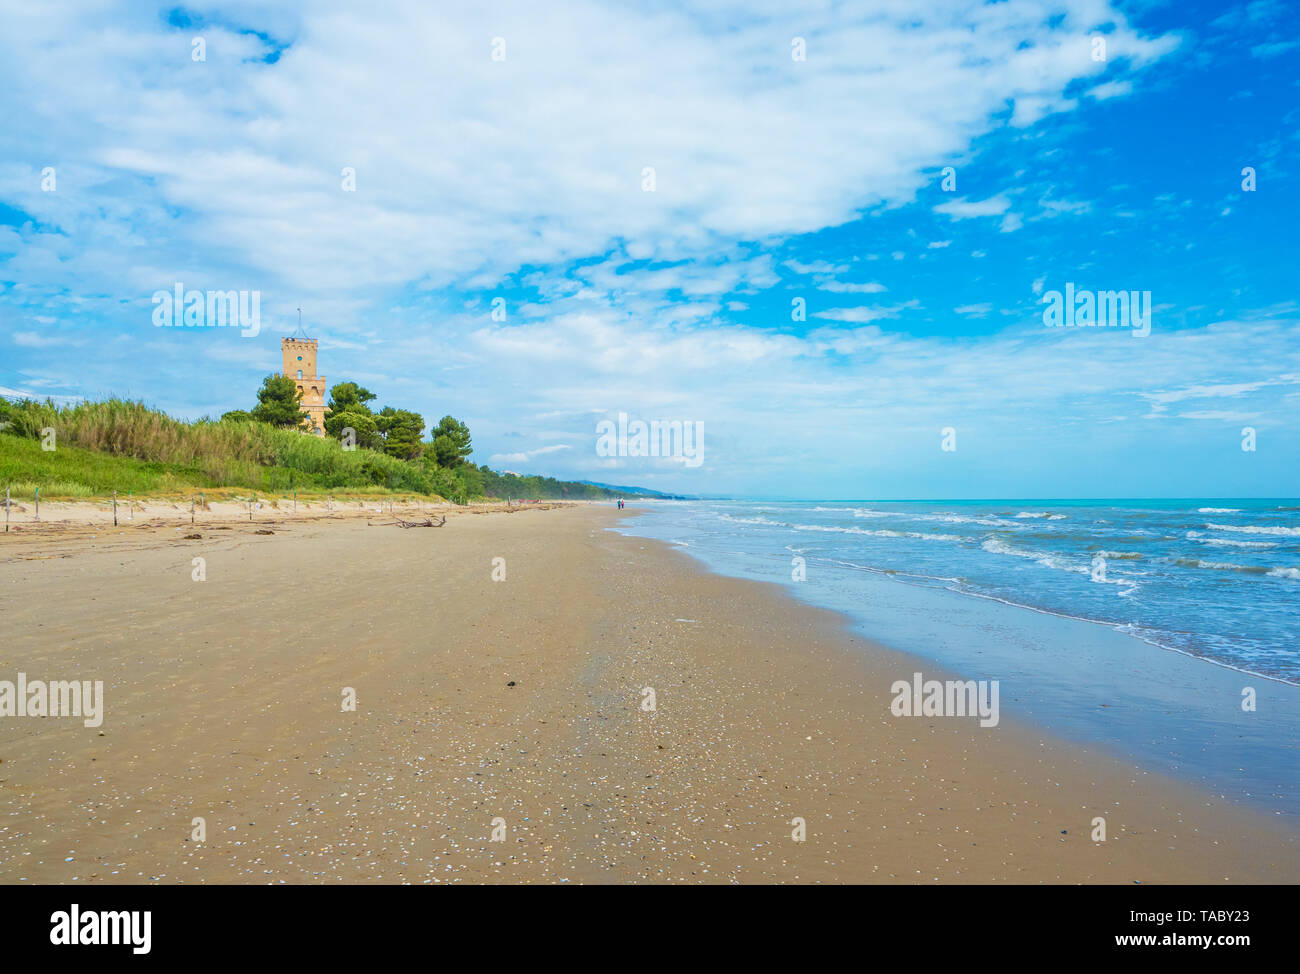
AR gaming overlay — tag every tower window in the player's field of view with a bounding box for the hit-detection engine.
[297,356,302,361]
[297,370,303,379]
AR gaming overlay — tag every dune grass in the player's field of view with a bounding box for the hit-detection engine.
[0,434,215,498]
[0,398,449,499]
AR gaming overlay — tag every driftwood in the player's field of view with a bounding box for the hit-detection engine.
[393,515,446,528]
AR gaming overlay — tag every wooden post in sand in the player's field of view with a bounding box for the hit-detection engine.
[34,486,39,522]
[128,490,133,520]
[249,494,254,521]
[113,490,118,526]
[4,486,9,533]
[293,491,297,513]
[191,497,195,524]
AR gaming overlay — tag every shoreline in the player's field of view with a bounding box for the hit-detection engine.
[623,512,1300,823]
[618,504,1300,817]
[1,505,1295,883]
[659,523,1300,688]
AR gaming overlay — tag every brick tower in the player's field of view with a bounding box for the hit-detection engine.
[281,331,326,436]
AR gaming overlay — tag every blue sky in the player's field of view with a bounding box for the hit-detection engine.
[1,0,1297,498]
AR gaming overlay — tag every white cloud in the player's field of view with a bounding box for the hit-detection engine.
[0,384,82,403]
[812,300,920,324]
[0,0,1178,317]
[11,330,84,348]
[489,443,574,464]
[783,259,846,276]
[356,306,1300,494]
[1176,410,1260,421]
[1252,40,1300,58]
[819,281,888,294]
[1087,80,1133,100]
[1037,197,1092,217]
[934,194,1012,220]
[1141,376,1300,407]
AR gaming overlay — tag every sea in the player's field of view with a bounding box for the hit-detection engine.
[615,499,1300,816]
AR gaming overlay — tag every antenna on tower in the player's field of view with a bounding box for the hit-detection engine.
[292,306,311,340]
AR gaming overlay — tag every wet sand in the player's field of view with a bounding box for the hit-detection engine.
[0,504,1295,883]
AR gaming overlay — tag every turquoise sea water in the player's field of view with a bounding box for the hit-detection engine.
[616,499,1300,815]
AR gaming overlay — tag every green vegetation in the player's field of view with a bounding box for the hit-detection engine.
[316,383,431,462]
[0,433,204,498]
[429,415,472,467]
[250,374,309,429]
[0,395,630,502]
[477,467,623,502]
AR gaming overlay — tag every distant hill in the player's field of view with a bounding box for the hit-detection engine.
[579,480,694,500]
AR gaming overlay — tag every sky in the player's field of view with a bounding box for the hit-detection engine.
[1,0,1297,499]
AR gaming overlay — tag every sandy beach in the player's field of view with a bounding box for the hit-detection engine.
[0,503,1295,884]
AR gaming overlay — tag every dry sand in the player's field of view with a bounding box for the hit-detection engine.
[0,493,545,529]
[0,504,1295,883]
